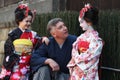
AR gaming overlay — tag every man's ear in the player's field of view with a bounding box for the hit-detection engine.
[50,31,56,37]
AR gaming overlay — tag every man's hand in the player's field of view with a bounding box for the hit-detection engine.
[45,58,60,71]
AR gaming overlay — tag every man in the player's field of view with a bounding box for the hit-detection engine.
[30,18,77,80]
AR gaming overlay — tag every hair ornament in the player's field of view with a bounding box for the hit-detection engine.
[79,3,92,19]
[31,9,37,22]
[18,1,30,17]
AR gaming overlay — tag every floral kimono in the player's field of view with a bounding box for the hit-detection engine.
[67,30,103,80]
[0,28,42,80]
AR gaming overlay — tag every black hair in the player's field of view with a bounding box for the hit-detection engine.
[14,7,33,25]
[83,7,99,25]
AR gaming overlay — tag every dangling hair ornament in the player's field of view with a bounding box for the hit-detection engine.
[18,1,30,17]
[79,3,92,19]
[31,9,37,22]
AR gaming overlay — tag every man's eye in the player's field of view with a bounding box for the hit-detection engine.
[58,26,62,29]
[63,24,66,26]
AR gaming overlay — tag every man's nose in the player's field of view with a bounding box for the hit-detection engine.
[64,26,67,30]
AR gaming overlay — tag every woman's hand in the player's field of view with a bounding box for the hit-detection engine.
[42,37,49,45]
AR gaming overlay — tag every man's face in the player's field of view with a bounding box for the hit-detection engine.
[51,21,68,39]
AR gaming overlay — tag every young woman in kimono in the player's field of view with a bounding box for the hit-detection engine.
[67,4,104,80]
[0,3,49,80]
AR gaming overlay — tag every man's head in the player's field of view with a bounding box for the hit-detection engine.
[47,18,68,40]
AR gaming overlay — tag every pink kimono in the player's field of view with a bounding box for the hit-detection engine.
[67,30,103,80]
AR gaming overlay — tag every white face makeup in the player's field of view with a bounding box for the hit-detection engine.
[79,17,89,31]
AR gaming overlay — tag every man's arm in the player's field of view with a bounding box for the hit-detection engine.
[30,43,48,72]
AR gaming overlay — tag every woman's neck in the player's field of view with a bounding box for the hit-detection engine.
[18,27,25,32]
[86,26,94,32]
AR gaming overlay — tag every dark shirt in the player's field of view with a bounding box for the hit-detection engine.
[31,35,77,73]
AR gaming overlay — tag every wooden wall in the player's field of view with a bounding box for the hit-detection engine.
[1,0,120,11]
[65,0,120,11]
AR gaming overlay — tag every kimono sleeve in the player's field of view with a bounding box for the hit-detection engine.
[77,38,103,71]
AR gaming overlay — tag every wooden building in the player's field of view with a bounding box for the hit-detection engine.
[0,0,120,11]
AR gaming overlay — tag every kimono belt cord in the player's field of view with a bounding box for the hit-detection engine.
[101,66,120,72]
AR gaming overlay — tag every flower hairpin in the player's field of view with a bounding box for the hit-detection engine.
[18,1,30,17]
[79,3,92,19]
[31,9,37,22]
[17,1,37,21]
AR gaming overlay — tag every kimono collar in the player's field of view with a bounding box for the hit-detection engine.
[18,27,31,32]
[19,27,25,32]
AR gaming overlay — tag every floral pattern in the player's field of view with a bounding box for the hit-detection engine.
[67,30,103,80]
[78,41,90,53]
[10,55,31,80]
[0,30,37,80]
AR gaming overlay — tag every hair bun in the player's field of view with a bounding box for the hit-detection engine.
[14,2,33,25]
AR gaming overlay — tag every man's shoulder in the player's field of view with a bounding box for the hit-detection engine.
[68,34,77,40]
[48,37,54,41]
[48,37,55,45]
